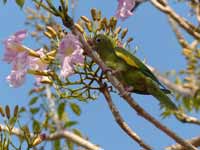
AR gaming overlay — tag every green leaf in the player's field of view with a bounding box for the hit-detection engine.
[183,97,192,111]
[0,105,5,117]
[30,108,40,114]
[70,103,81,116]
[29,97,38,106]
[15,0,25,8]
[54,140,61,150]
[9,116,17,128]
[13,105,19,117]
[72,129,82,137]
[64,121,78,128]
[32,120,41,133]
[67,140,74,150]
[57,102,66,120]
[5,105,10,119]
[19,107,26,113]
[21,125,30,138]
[193,98,200,111]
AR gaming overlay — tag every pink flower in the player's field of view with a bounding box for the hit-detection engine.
[116,0,135,20]
[28,48,48,84]
[6,52,29,87]
[3,30,27,63]
[58,33,84,78]
[3,30,29,87]
[29,49,46,70]
[6,70,26,88]
[3,31,49,87]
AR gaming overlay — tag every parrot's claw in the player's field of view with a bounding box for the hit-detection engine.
[102,67,122,76]
[124,86,134,92]
[119,90,131,97]
[102,67,113,73]
[119,86,133,97]
[111,70,122,75]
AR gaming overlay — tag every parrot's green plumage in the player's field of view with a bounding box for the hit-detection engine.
[93,34,177,110]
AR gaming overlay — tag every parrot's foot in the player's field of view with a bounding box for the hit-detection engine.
[118,86,133,97]
[102,67,113,73]
[102,67,121,76]
[119,90,131,97]
[102,67,121,75]
[124,86,134,92]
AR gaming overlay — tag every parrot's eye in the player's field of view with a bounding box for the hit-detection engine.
[95,37,101,43]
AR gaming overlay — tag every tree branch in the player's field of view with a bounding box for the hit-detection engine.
[0,124,101,150]
[147,66,192,97]
[166,136,200,150]
[147,66,200,125]
[34,1,198,149]
[68,25,198,150]
[99,82,152,150]
[150,0,200,40]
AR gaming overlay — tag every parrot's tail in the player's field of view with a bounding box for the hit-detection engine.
[148,85,178,110]
[152,91,178,110]
[160,88,171,94]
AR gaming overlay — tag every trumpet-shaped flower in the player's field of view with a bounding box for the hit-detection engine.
[3,30,27,63]
[28,48,48,84]
[6,52,29,87]
[58,33,84,78]
[116,0,135,20]
[3,31,49,87]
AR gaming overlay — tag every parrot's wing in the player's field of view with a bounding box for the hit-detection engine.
[114,47,169,91]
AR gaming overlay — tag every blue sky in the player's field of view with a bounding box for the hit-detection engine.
[0,1,198,150]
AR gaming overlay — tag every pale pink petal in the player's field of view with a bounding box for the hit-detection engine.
[13,30,27,42]
[60,57,74,78]
[71,49,84,65]
[3,30,27,63]
[29,48,47,71]
[12,51,29,71]
[6,70,26,88]
[28,48,48,84]
[58,33,85,78]
[116,0,135,20]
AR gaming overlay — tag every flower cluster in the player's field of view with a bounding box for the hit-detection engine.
[3,31,85,87]
[3,30,48,87]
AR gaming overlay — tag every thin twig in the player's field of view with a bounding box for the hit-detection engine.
[168,18,191,50]
[0,124,101,150]
[150,0,200,40]
[100,82,152,150]
[166,136,200,150]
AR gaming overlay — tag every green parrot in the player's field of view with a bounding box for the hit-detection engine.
[92,34,178,111]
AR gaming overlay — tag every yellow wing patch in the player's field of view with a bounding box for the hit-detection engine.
[115,50,138,68]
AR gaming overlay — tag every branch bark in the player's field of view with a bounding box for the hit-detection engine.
[148,66,192,97]
[166,136,200,150]
[150,0,200,40]
[0,124,101,150]
[100,82,152,150]
[32,1,199,149]
[68,25,198,150]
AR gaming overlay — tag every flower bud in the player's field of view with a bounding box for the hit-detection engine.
[91,8,97,21]
[46,26,57,38]
[75,23,84,33]
[81,16,91,23]
[121,28,128,39]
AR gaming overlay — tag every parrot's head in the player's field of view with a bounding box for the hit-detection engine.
[92,34,115,55]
